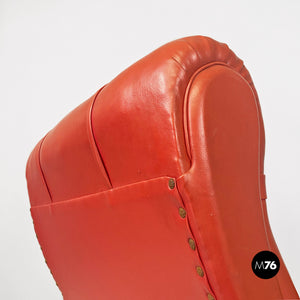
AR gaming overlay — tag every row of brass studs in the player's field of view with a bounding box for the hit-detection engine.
[168,178,215,300]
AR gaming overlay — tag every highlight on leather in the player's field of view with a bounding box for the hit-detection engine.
[26,35,299,300]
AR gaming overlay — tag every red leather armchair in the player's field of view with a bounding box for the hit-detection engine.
[26,36,299,300]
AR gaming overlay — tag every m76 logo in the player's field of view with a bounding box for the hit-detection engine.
[254,260,277,270]
[252,251,280,279]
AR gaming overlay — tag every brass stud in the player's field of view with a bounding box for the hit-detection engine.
[196,266,204,277]
[188,238,196,250]
[207,293,215,300]
[178,207,186,218]
[168,178,175,189]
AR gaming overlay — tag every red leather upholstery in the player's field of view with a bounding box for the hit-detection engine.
[26,36,299,299]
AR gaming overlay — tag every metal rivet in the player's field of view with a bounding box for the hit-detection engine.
[196,266,204,277]
[178,207,186,218]
[188,238,196,250]
[207,293,215,300]
[168,178,175,189]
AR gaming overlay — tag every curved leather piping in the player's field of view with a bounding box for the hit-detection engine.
[183,61,229,160]
[181,63,277,299]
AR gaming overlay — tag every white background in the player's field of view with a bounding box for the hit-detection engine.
[1,0,299,299]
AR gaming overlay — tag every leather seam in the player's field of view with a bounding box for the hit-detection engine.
[30,175,172,209]
[175,183,217,299]
[89,85,113,188]
[183,61,229,161]
[38,133,53,202]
